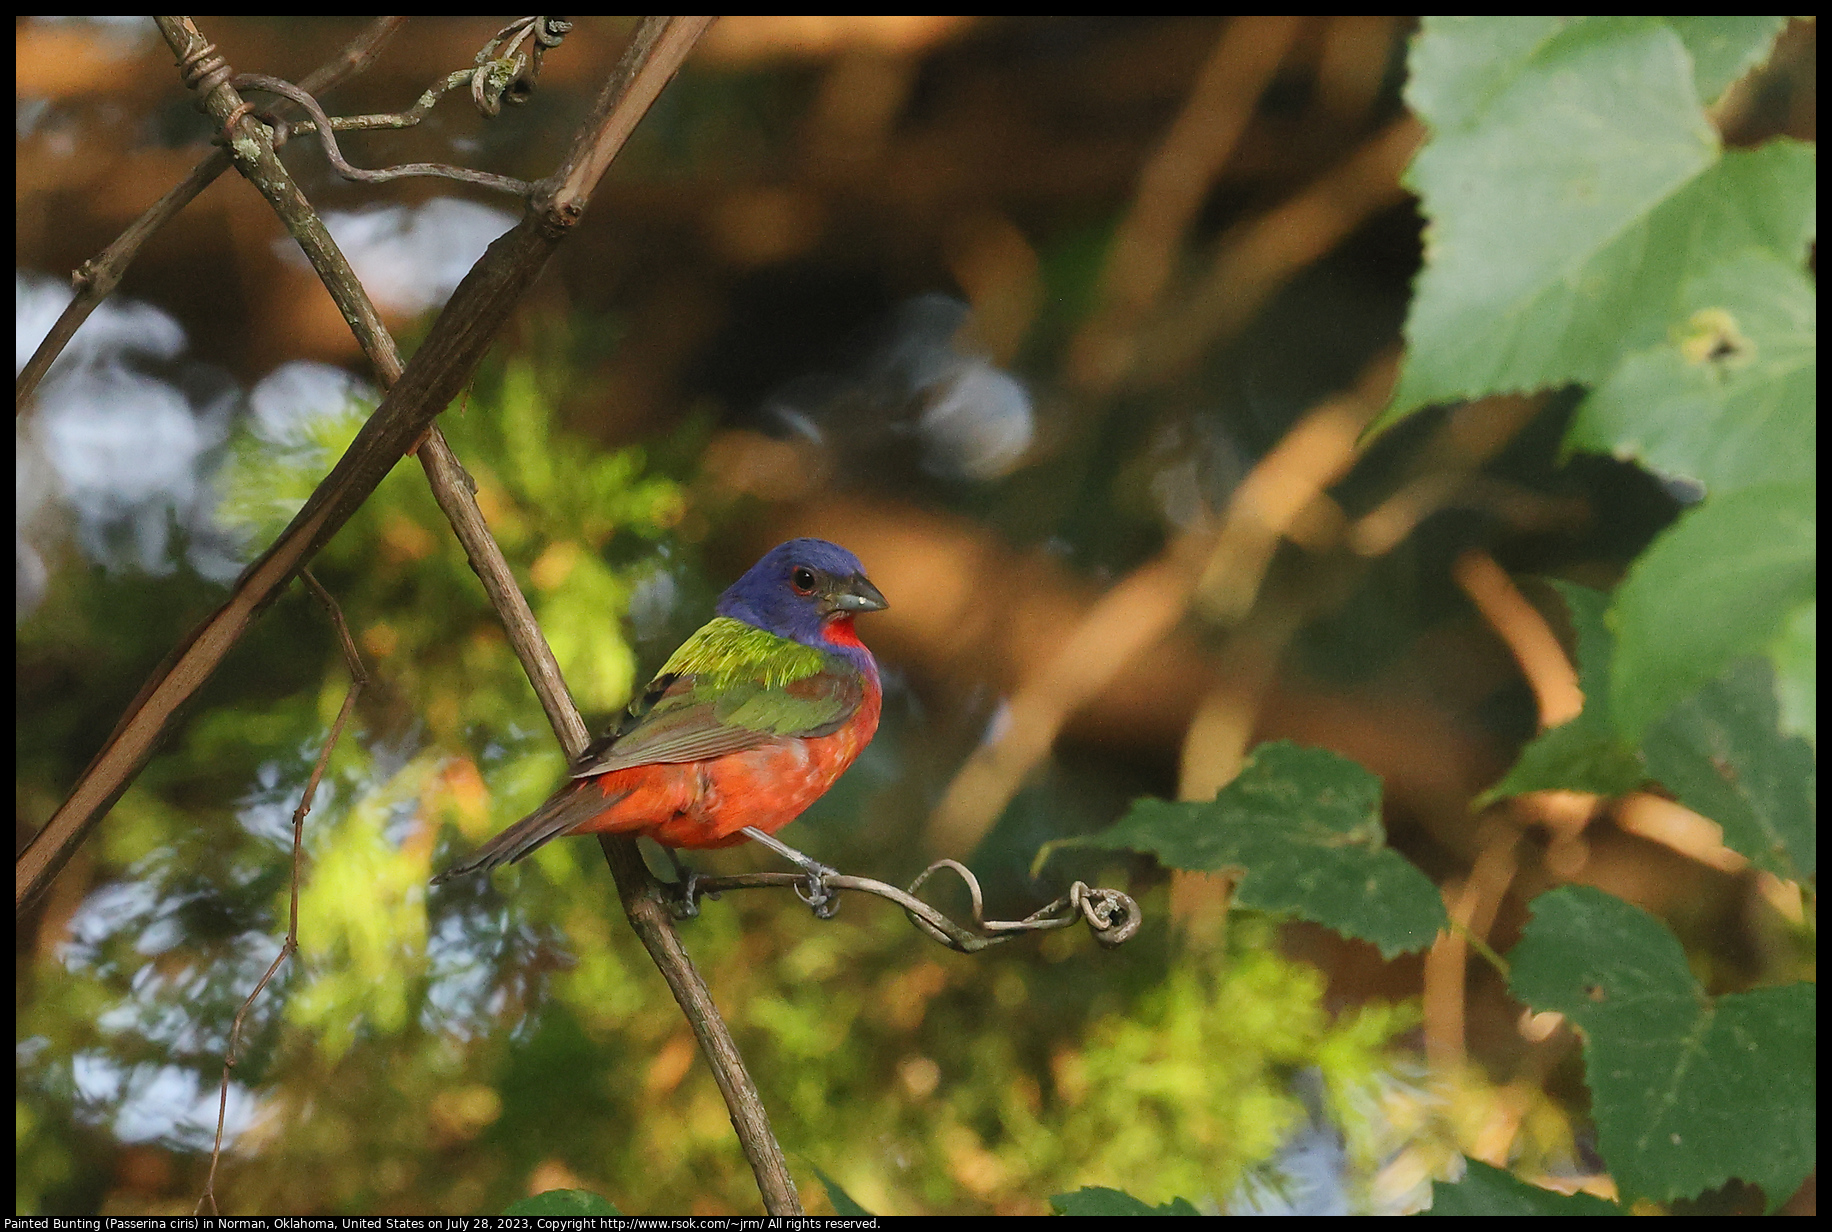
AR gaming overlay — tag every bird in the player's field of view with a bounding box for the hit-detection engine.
[431,538,887,912]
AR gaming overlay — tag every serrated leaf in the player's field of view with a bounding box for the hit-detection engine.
[1051,1186,1200,1216]
[1382,17,1719,429]
[1401,16,1566,130]
[1609,480,1815,738]
[504,1188,622,1216]
[1508,886,1816,1205]
[1070,742,1445,958]
[1478,582,1644,805]
[1568,246,1816,495]
[1375,16,1814,438]
[1666,16,1789,104]
[1425,1159,1622,1215]
[1768,599,1814,744]
[1641,658,1815,879]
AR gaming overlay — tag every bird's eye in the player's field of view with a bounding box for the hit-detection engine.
[790,566,818,595]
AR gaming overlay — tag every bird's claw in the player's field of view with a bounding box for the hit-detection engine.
[667,866,720,920]
[795,867,841,919]
[733,827,841,918]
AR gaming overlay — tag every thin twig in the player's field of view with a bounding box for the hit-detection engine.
[232,73,533,197]
[155,16,406,377]
[197,569,367,1215]
[1452,550,1583,729]
[415,428,589,751]
[677,860,1143,953]
[289,69,473,135]
[15,16,405,416]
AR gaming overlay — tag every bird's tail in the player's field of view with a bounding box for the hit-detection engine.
[430,781,626,885]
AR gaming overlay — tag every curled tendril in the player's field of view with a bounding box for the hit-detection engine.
[217,19,578,195]
[474,16,574,114]
[229,73,533,197]
[675,859,1143,954]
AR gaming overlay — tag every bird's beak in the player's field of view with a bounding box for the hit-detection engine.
[826,573,888,614]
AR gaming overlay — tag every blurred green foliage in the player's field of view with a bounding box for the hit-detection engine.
[17,351,1419,1215]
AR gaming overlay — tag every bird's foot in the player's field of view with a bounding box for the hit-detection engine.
[667,868,702,919]
[741,826,841,919]
[662,848,717,920]
[794,867,842,919]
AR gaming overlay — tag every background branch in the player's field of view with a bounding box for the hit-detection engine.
[14,16,405,415]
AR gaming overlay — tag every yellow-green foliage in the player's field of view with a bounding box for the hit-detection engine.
[290,754,437,1063]
[21,357,1421,1217]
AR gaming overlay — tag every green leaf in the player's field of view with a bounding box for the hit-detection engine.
[1768,599,1815,744]
[1375,17,1812,438]
[1382,17,1720,429]
[1051,1186,1201,1216]
[1666,16,1789,104]
[1568,245,1816,495]
[1067,742,1446,958]
[810,1164,874,1216]
[1477,582,1644,805]
[1609,480,1815,738]
[504,1188,622,1215]
[1641,658,1815,879]
[1508,886,1816,1205]
[1424,1159,1622,1215]
[1484,590,1815,877]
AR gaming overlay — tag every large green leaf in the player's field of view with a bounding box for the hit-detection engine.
[1609,480,1815,738]
[1067,743,1446,958]
[1666,16,1790,103]
[1384,17,1717,426]
[1376,18,1807,434]
[1508,887,1815,1205]
[1484,587,1814,880]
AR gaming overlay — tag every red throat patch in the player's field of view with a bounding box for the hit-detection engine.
[821,614,864,649]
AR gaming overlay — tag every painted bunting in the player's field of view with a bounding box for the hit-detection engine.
[432,539,887,905]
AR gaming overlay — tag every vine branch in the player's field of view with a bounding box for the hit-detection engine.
[679,860,1143,954]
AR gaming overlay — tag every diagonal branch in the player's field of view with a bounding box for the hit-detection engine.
[16,16,704,915]
[21,16,811,1214]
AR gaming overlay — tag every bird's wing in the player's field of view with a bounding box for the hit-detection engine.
[568,661,865,779]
